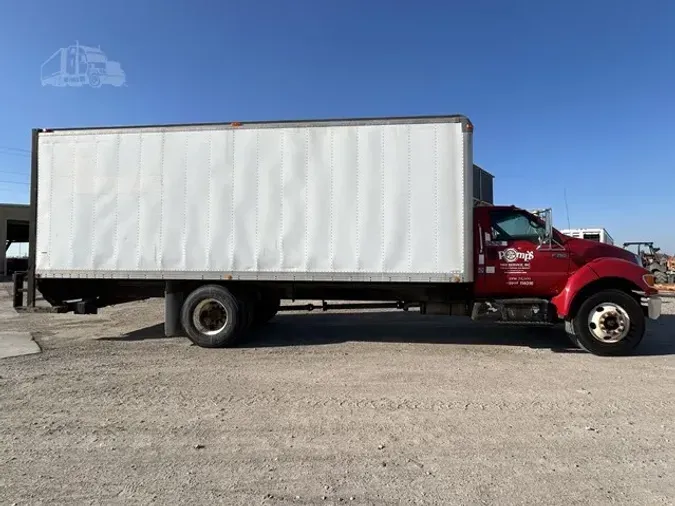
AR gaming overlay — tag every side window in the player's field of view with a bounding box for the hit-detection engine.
[491,211,544,242]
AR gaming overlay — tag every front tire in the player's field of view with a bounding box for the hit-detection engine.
[568,289,645,356]
[88,71,102,88]
[181,285,241,348]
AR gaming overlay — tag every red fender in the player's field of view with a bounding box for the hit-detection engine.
[551,257,656,319]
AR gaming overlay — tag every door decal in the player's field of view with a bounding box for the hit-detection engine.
[496,248,535,287]
[498,248,535,264]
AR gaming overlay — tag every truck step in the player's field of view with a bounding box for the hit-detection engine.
[472,299,554,324]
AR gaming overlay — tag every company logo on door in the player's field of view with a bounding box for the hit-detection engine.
[498,248,534,263]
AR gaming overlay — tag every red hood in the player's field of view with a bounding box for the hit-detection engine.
[563,237,639,267]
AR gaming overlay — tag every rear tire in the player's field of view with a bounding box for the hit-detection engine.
[567,289,645,356]
[181,285,241,348]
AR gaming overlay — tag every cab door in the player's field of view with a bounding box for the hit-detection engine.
[475,208,570,297]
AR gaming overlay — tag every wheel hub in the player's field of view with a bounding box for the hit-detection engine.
[193,298,228,336]
[587,303,630,343]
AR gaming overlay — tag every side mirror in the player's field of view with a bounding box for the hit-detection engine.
[528,207,554,245]
[545,212,553,240]
[533,208,553,245]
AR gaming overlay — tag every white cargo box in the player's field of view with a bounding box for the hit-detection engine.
[34,116,474,282]
[560,228,614,245]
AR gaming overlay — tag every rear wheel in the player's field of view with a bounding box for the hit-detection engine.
[653,270,667,284]
[567,289,645,356]
[181,285,241,348]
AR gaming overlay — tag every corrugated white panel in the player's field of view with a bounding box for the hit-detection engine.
[36,121,471,282]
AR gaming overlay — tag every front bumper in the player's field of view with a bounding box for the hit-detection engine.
[640,294,662,320]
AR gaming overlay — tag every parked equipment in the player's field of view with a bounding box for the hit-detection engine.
[622,242,673,284]
[14,115,661,356]
[561,228,614,245]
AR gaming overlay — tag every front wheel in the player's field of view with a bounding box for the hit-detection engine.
[88,71,102,88]
[567,289,645,356]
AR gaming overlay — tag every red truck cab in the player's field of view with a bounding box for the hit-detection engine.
[472,205,661,355]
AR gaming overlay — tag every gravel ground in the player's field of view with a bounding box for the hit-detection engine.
[1,284,674,505]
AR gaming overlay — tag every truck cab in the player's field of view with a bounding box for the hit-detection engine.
[472,205,661,355]
[474,206,570,298]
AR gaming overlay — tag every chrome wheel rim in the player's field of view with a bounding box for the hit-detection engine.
[587,303,630,343]
[193,298,228,335]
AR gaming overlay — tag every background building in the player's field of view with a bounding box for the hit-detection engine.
[1,203,30,277]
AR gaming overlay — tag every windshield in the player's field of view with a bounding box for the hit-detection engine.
[84,50,106,63]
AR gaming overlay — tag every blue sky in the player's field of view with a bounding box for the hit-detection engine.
[1,0,674,252]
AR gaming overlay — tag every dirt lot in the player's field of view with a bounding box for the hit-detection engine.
[1,285,674,505]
